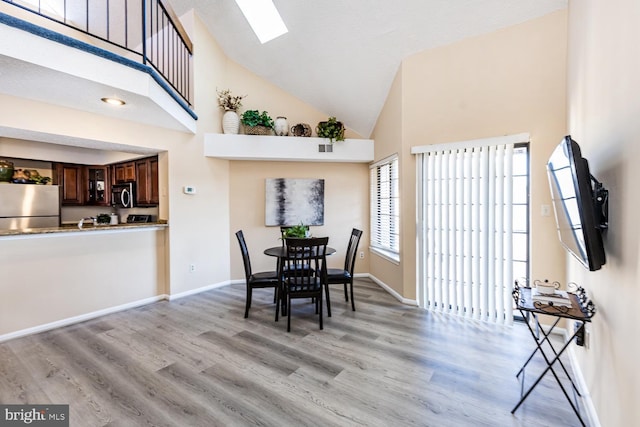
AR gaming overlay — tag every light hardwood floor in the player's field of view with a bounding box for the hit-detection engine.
[0,278,590,426]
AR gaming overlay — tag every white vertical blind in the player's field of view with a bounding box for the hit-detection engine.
[414,134,527,325]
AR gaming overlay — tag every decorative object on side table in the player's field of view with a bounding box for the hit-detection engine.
[241,110,274,135]
[290,123,312,137]
[217,88,245,134]
[273,116,289,136]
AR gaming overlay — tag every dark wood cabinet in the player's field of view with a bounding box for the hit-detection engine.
[86,166,110,206]
[135,157,159,206]
[54,164,111,206]
[114,162,136,183]
[54,163,84,205]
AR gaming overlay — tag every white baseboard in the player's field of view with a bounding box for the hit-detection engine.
[0,280,235,342]
[166,280,233,301]
[0,295,165,343]
[363,273,419,306]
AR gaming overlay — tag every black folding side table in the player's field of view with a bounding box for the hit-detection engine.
[511,283,596,427]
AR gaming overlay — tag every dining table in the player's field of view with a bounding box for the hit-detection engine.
[263,245,336,317]
[263,245,336,259]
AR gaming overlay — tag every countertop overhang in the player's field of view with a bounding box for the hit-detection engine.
[0,222,168,238]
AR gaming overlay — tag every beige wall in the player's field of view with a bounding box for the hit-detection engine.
[222,57,369,281]
[225,62,363,140]
[369,68,404,294]
[567,0,640,425]
[371,10,569,301]
[229,161,370,279]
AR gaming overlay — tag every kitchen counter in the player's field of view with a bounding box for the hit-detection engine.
[0,221,168,238]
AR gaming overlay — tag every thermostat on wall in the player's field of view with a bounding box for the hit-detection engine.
[183,185,196,194]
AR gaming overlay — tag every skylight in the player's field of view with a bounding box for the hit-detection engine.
[234,0,288,44]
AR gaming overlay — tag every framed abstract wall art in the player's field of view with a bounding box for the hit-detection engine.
[265,178,325,226]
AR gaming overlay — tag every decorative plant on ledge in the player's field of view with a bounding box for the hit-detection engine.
[216,88,244,112]
[316,116,345,143]
[241,110,274,135]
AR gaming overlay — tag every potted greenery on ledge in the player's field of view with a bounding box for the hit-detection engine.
[241,110,274,135]
[316,116,345,143]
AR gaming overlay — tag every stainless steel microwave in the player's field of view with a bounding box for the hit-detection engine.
[111,182,135,208]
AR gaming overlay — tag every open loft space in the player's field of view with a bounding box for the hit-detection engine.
[0,0,196,135]
[1,1,638,426]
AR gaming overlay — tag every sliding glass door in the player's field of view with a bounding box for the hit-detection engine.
[414,134,530,325]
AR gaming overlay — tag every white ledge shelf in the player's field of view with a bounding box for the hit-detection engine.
[204,134,374,163]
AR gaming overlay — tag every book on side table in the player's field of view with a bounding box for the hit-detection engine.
[531,289,572,307]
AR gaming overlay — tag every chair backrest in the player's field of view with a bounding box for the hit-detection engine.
[284,237,329,285]
[344,228,363,273]
[235,230,252,281]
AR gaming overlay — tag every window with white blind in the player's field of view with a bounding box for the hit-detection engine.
[370,154,400,262]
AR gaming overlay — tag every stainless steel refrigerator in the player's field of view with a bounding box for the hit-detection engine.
[0,184,60,229]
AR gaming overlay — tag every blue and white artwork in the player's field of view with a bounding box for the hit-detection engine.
[265,178,325,226]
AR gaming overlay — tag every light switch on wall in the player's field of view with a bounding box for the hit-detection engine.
[541,204,551,217]
[183,186,196,195]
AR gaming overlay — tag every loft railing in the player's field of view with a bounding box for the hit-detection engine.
[2,0,193,106]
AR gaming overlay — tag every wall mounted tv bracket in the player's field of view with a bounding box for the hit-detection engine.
[591,175,609,230]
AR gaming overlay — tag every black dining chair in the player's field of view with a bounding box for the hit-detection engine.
[277,236,328,332]
[279,225,314,274]
[325,228,363,315]
[235,230,280,319]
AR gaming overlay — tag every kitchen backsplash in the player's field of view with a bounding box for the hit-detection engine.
[61,206,159,224]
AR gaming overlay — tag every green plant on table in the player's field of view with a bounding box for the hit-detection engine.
[282,223,309,238]
[240,110,274,128]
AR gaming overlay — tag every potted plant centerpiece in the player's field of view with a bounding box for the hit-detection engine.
[282,223,310,238]
[241,110,275,135]
[217,88,245,134]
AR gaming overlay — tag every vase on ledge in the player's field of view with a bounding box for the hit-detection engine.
[222,110,240,134]
[274,116,289,136]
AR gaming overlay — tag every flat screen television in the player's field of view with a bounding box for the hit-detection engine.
[546,136,608,271]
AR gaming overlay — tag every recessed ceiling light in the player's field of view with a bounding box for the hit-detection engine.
[234,0,288,44]
[101,97,126,106]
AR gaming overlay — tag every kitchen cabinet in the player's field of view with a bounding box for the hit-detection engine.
[136,157,159,206]
[86,166,110,206]
[54,163,84,205]
[114,162,136,183]
[54,164,111,206]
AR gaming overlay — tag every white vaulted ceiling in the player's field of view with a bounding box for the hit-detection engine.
[167,0,567,137]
